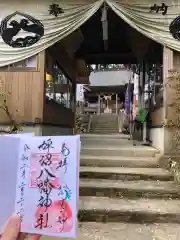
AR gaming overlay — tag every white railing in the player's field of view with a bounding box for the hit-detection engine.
[118,109,126,133]
[87,115,93,132]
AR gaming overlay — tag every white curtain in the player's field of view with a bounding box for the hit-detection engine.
[106,0,180,51]
[0,0,180,66]
[0,0,103,66]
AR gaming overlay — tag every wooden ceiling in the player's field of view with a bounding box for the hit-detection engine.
[76,8,162,64]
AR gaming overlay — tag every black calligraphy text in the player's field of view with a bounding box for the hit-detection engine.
[35,139,55,229]
[150,3,168,15]
[16,144,30,221]
[56,143,70,172]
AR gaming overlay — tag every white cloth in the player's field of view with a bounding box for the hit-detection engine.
[0,0,103,66]
[76,84,84,102]
[133,73,139,95]
[107,0,180,51]
[0,0,180,66]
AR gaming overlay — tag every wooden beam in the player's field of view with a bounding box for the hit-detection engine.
[75,58,89,84]
[127,27,152,61]
[49,43,76,82]
[60,29,84,59]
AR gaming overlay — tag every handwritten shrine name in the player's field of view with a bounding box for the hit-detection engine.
[149,3,168,15]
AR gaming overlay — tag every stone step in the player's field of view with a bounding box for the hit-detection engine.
[94,118,117,120]
[91,126,118,129]
[80,166,173,181]
[91,128,118,131]
[92,124,117,126]
[81,133,130,139]
[95,120,117,122]
[90,132,119,135]
[90,132,119,134]
[94,118,117,121]
[88,132,121,135]
[92,126,117,129]
[81,138,133,147]
[81,146,158,157]
[90,131,118,133]
[90,130,118,133]
[93,121,117,124]
[80,179,179,199]
[42,222,180,240]
[93,121,117,123]
[78,197,180,223]
[93,122,117,124]
[94,119,117,121]
[93,119,117,121]
[90,127,117,130]
[80,155,159,168]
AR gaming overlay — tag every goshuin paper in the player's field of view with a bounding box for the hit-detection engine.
[0,135,80,238]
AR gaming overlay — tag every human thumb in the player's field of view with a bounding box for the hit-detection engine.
[1,216,21,240]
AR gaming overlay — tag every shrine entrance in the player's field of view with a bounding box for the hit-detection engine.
[0,1,174,153]
[73,6,163,146]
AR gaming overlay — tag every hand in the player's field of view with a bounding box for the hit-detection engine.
[1,216,41,240]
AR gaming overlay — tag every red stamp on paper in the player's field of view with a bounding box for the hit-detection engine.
[29,153,62,188]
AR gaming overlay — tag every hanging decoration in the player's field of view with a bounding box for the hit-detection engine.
[101,3,108,51]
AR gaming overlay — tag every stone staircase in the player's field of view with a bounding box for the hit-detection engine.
[90,114,118,134]
[42,133,180,240]
[78,134,180,239]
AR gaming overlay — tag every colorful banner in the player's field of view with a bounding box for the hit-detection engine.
[124,84,132,115]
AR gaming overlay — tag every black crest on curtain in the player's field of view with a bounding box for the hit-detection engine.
[0,11,44,48]
[169,15,180,41]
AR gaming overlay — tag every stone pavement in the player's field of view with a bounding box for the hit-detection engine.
[42,222,180,240]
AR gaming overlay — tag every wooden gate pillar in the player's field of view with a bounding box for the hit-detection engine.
[159,48,180,182]
[159,46,180,172]
[163,46,174,154]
